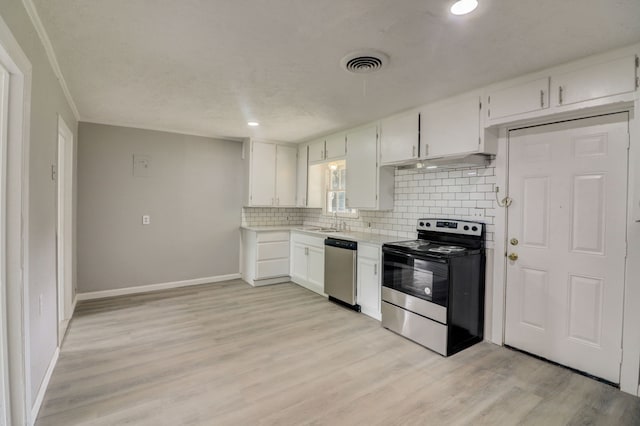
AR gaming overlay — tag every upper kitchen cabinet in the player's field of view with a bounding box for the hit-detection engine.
[551,55,637,107]
[308,133,347,163]
[380,111,420,165]
[346,125,394,210]
[324,133,346,160]
[421,95,495,158]
[244,140,297,207]
[486,77,550,121]
[308,138,326,163]
[296,143,308,207]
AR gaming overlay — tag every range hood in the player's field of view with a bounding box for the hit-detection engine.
[396,153,493,171]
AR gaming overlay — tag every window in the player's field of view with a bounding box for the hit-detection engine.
[325,160,357,217]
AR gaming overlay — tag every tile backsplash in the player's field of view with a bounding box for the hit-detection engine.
[242,163,497,243]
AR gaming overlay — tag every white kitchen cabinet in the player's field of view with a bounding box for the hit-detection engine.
[486,77,550,121]
[244,140,298,207]
[296,144,308,207]
[290,232,325,295]
[308,133,346,163]
[307,163,324,208]
[241,229,290,286]
[276,144,297,206]
[345,125,394,210]
[324,133,346,160]
[357,243,381,320]
[308,138,326,163]
[551,55,637,107]
[380,111,420,165]
[421,95,488,158]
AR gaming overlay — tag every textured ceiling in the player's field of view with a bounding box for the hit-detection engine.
[33,0,640,142]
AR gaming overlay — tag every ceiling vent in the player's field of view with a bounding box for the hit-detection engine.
[340,50,389,74]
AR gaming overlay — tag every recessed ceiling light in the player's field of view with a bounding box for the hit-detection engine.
[450,0,478,15]
[247,121,259,127]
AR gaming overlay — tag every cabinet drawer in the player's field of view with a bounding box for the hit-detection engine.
[291,232,326,248]
[256,259,289,279]
[358,243,379,260]
[257,231,289,243]
[257,241,290,261]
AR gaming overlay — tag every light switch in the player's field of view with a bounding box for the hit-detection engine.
[142,215,151,225]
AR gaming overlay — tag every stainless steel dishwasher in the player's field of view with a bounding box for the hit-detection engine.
[324,238,360,311]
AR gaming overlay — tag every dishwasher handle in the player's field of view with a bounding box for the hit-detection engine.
[324,238,357,250]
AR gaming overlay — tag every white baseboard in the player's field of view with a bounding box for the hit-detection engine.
[249,276,290,287]
[76,273,241,301]
[30,347,59,425]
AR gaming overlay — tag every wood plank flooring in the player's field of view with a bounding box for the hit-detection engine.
[36,280,640,425]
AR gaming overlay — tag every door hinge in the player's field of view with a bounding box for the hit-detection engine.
[478,137,481,145]
[51,164,57,181]
[479,100,482,110]
[636,76,639,89]
[635,55,639,68]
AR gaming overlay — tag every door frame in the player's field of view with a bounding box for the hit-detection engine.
[0,13,33,426]
[489,102,640,396]
[56,115,74,344]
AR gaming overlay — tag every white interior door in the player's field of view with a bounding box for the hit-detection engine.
[0,60,10,426]
[505,113,628,384]
[56,116,74,343]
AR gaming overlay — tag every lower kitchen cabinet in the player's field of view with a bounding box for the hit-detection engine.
[241,229,290,286]
[357,243,382,320]
[290,232,325,295]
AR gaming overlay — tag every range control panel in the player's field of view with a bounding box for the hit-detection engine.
[417,219,484,237]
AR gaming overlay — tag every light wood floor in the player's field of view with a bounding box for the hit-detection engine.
[37,280,640,425]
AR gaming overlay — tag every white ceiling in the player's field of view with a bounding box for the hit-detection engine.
[33,0,640,142]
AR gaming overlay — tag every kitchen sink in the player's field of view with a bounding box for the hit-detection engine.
[295,226,340,233]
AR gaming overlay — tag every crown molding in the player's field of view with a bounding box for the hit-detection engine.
[21,0,81,121]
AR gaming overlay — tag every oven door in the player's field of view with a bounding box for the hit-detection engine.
[382,248,449,307]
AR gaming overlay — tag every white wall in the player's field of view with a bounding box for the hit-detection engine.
[0,0,78,408]
[77,123,243,293]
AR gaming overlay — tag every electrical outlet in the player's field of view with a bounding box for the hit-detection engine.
[470,208,485,219]
[142,215,151,225]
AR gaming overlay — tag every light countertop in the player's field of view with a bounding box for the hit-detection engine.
[240,225,407,245]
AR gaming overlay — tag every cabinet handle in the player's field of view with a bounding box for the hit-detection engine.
[305,247,309,255]
[325,149,328,158]
[540,89,544,107]
[412,145,416,157]
[374,264,377,275]
[558,86,563,105]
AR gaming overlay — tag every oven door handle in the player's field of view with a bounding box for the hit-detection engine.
[382,248,448,264]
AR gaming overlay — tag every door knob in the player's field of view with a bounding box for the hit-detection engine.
[508,253,518,261]
[510,238,519,246]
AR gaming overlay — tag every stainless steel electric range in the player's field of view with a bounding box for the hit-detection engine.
[381,219,485,356]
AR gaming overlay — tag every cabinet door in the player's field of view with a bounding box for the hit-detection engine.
[346,125,378,209]
[307,163,324,208]
[551,56,637,107]
[296,144,308,207]
[307,246,324,290]
[291,242,308,282]
[275,145,297,206]
[308,139,326,163]
[357,256,380,319]
[380,111,420,164]
[421,96,481,158]
[487,77,549,120]
[250,141,276,206]
[325,133,346,159]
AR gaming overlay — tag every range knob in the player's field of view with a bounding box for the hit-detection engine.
[426,222,431,227]
[419,221,424,227]
[472,226,478,231]
[463,225,469,231]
